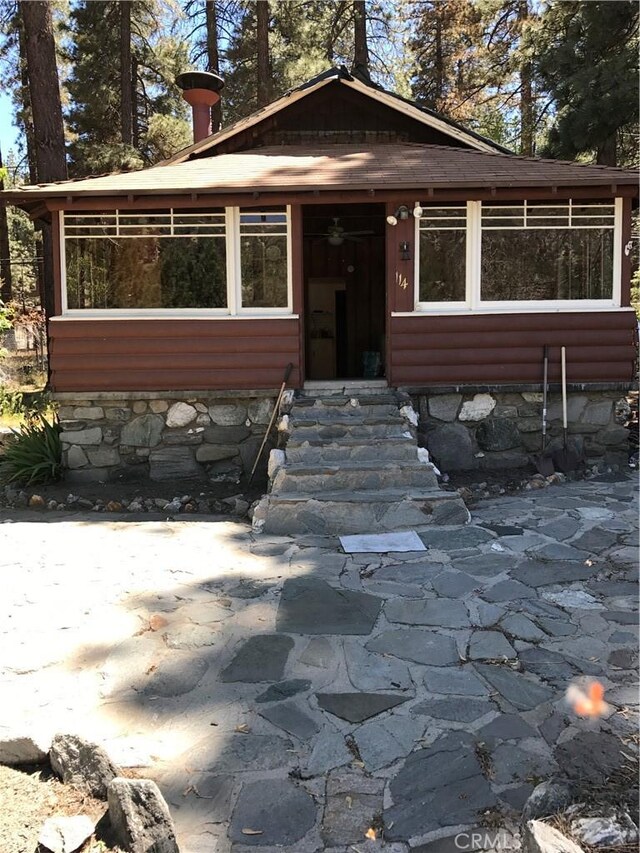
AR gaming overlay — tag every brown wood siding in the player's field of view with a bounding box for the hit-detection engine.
[389,311,638,386]
[207,84,472,155]
[49,318,301,392]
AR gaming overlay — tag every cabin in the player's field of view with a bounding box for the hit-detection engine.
[4,67,637,501]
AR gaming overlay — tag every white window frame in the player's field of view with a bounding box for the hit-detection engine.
[414,202,471,311]
[59,205,294,318]
[232,206,293,315]
[407,197,623,316]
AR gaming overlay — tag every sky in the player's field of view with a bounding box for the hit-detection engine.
[0,91,22,166]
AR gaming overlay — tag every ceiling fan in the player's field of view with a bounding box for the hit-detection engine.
[308,217,375,246]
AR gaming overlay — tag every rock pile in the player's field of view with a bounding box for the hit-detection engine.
[2,732,179,853]
[0,485,250,517]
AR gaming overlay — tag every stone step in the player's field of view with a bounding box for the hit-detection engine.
[256,490,469,535]
[289,423,414,442]
[272,461,439,493]
[284,439,420,464]
[295,393,402,407]
[291,404,403,424]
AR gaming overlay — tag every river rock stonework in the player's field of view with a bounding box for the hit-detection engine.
[56,393,275,483]
[415,389,630,471]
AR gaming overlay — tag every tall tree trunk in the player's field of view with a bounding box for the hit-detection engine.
[205,0,222,131]
[131,55,139,150]
[17,21,37,185]
[21,0,67,327]
[0,147,12,303]
[434,13,443,108]
[353,0,370,81]
[256,0,271,108]
[120,0,133,146]
[596,134,617,166]
[518,0,534,156]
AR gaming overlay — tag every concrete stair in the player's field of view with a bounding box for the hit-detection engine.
[253,391,470,535]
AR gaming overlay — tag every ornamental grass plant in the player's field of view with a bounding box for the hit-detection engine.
[0,414,62,486]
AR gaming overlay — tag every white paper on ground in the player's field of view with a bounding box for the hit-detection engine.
[340,531,426,553]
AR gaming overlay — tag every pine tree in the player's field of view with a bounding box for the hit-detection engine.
[21,0,67,319]
[66,0,190,175]
[0,145,12,302]
[535,0,639,166]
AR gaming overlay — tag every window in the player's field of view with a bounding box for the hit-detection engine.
[416,206,467,307]
[412,198,621,313]
[61,206,292,315]
[238,210,289,309]
[481,201,616,304]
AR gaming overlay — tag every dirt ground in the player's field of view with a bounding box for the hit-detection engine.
[0,764,122,853]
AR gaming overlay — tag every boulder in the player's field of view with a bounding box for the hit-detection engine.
[165,402,197,428]
[427,393,462,422]
[66,446,88,469]
[120,415,164,448]
[522,780,573,821]
[38,815,94,853]
[571,813,638,848]
[523,820,585,853]
[50,734,121,799]
[86,447,120,467]
[72,406,104,420]
[428,423,475,471]
[208,403,247,425]
[0,734,48,765]
[476,418,521,452]
[59,427,102,446]
[107,777,179,853]
[248,398,275,424]
[459,394,496,422]
[149,446,202,480]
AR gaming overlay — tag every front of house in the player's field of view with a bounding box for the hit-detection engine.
[5,68,638,484]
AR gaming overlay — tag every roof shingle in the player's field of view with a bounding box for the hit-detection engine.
[4,144,637,203]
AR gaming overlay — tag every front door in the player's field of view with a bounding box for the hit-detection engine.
[302,203,386,381]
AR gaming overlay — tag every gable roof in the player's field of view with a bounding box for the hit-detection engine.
[6,144,636,206]
[161,67,510,165]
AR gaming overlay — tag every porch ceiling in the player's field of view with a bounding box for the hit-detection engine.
[3,143,637,205]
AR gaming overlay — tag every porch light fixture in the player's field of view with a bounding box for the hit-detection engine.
[386,205,410,226]
[413,202,424,219]
[399,241,411,261]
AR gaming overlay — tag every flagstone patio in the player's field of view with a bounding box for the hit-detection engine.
[0,474,637,852]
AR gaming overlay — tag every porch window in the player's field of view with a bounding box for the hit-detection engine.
[480,201,616,305]
[61,206,292,315]
[412,198,621,313]
[238,210,290,309]
[63,210,228,310]
[416,206,467,308]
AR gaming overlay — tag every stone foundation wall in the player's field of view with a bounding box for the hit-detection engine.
[56,393,276,483]
[414,389,631,472]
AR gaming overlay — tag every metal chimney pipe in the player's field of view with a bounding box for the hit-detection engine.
[176,71,225,143]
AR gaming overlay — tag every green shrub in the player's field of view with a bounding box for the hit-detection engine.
[0,415,62,485]
[0,388,24,417]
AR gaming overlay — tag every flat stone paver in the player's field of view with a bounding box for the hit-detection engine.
[220,634,294,682]
[316,692,407,723]
[229,779,316,845]
[423,665,489,696]
[276,576,382,634]
[366,628,460,665]
[385,596,470,627]
[0,474,637,852]
[468,630,517,660]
